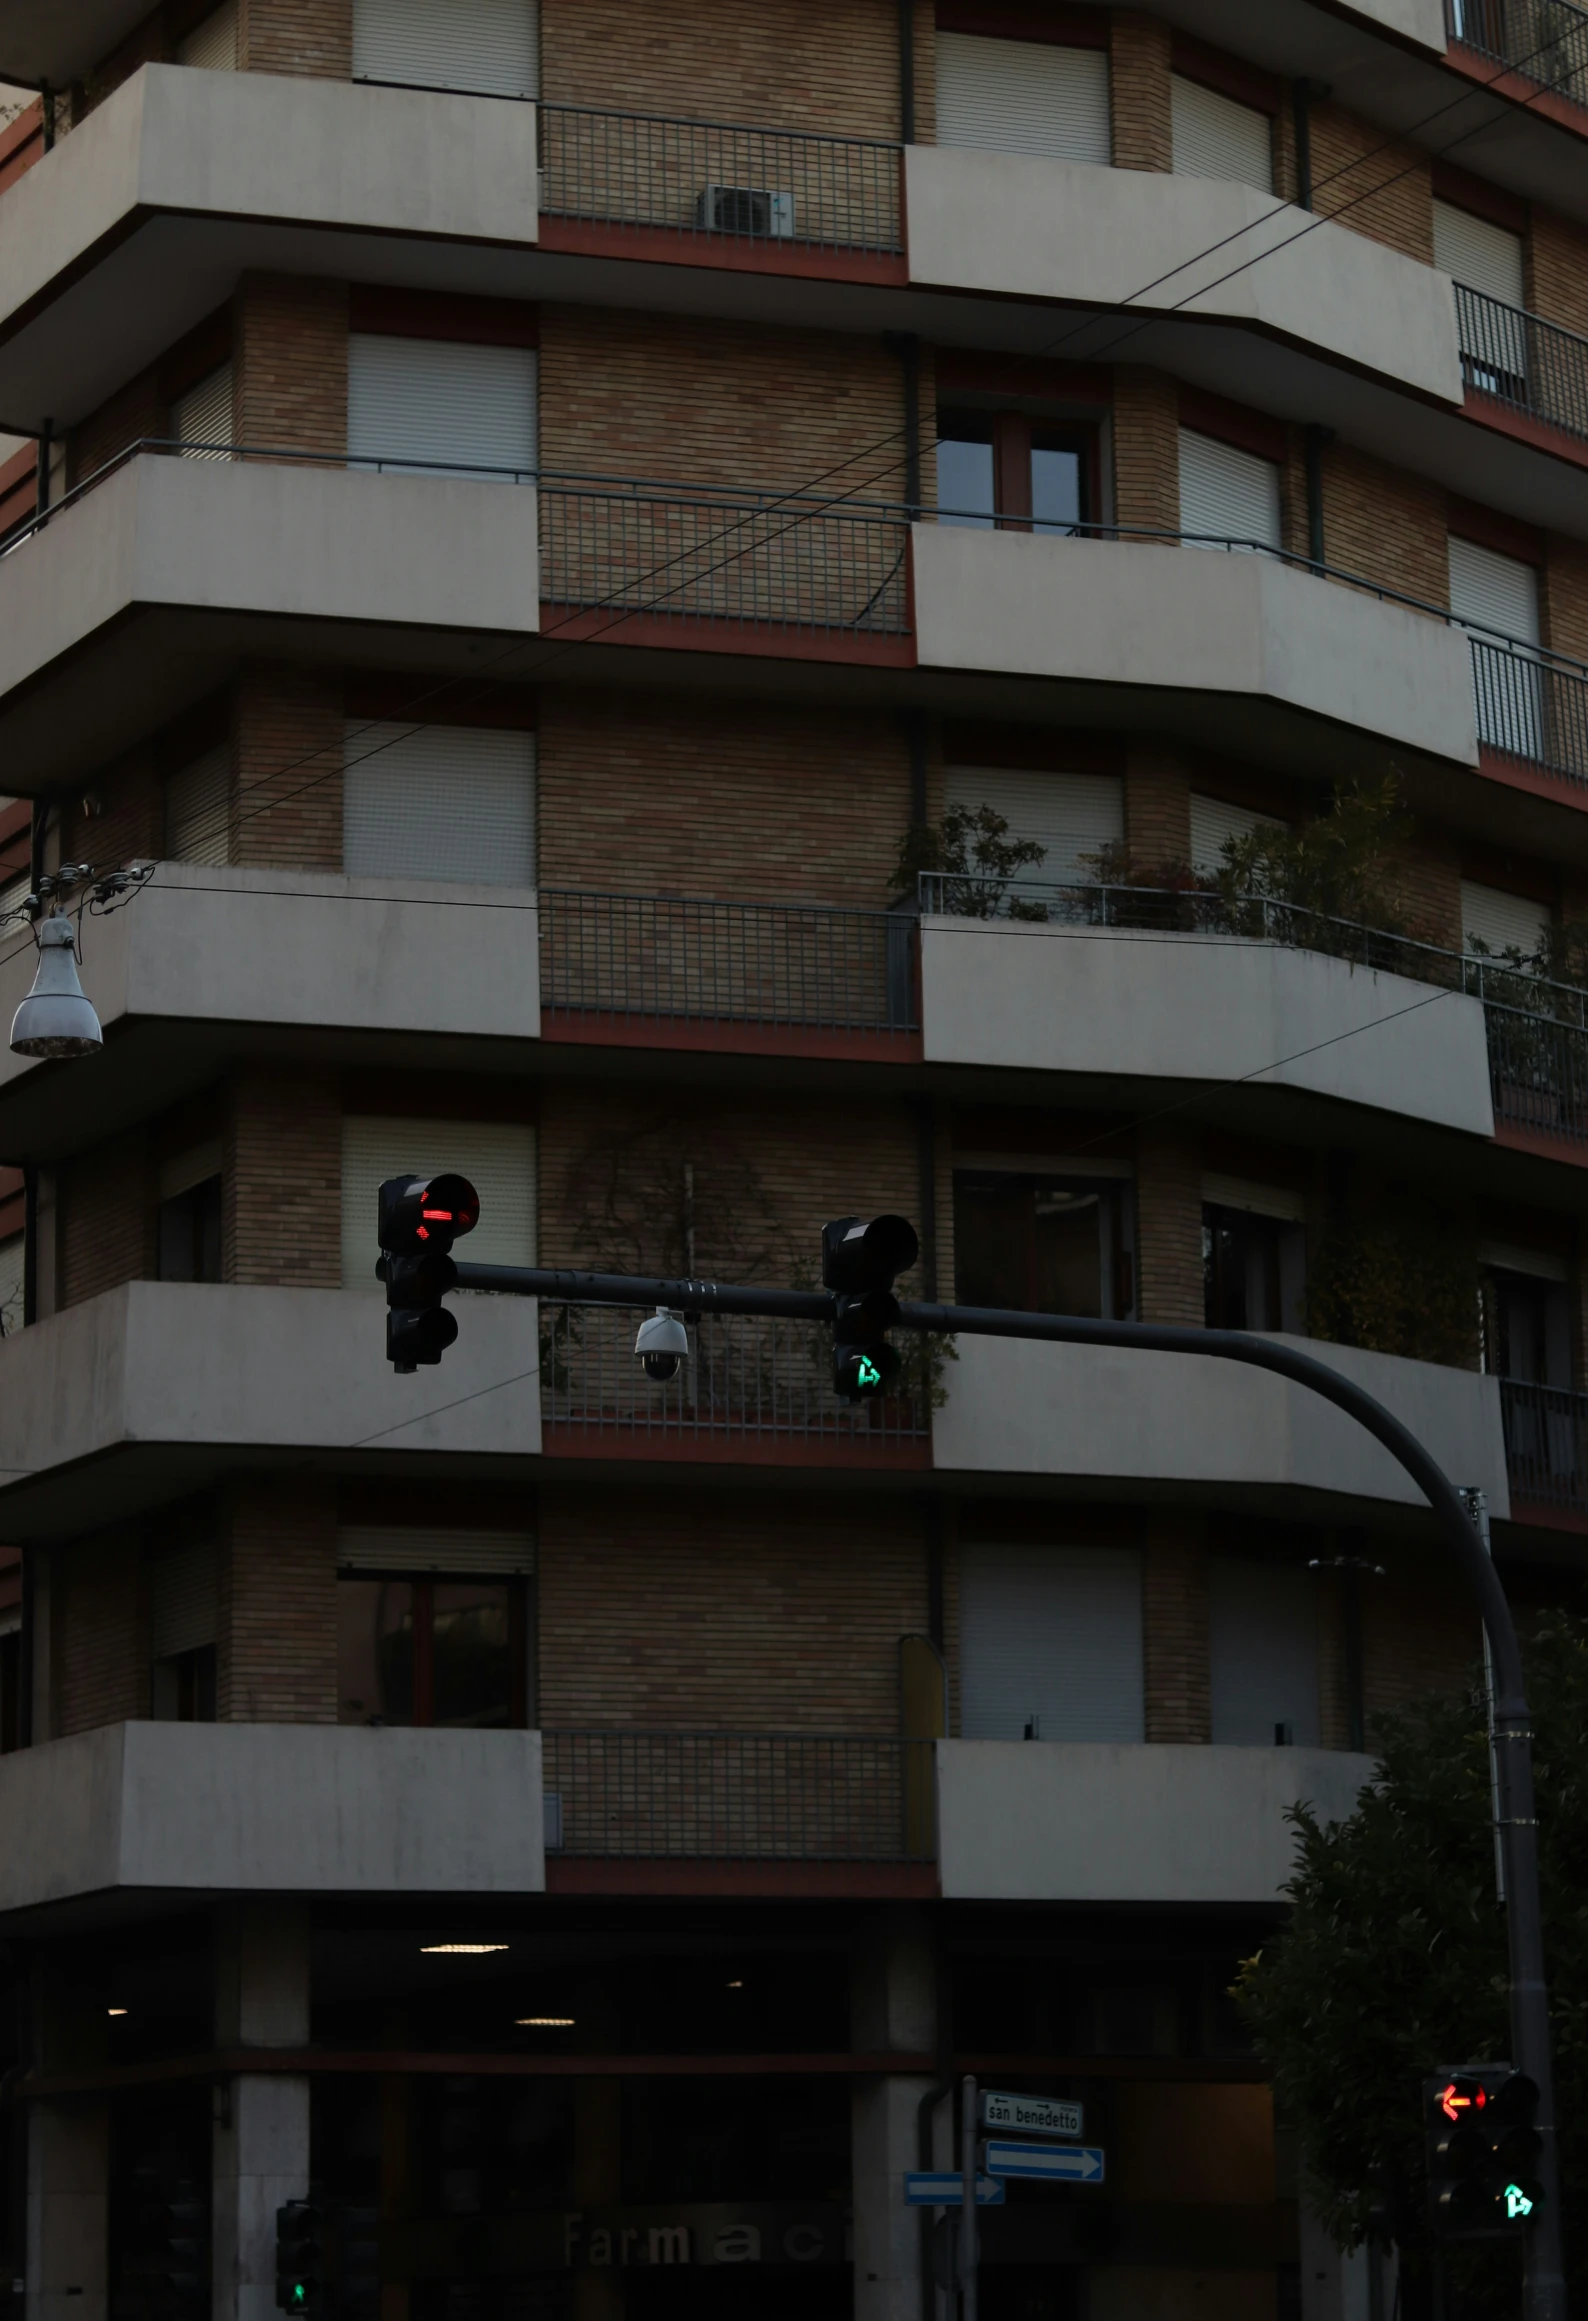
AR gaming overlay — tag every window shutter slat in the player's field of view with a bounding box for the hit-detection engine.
[943,767,1123,885]
[347,336,538,480]
[1209,1558,1319,1746]
[343,722,536,887]
[1171,74,1273,193]
[959,1543,1145,1742]
[1178,428,1282,553]
[178,0,238,69]
[1461,878,1550,959]
[150,1540,220,1660]
[352,0,538,99]
[166,742,232,867]
[1433,199,1525,307]
[174,365,234,461]
[1189,793,1283,878]
[1448,535,1540,645]
[341,1117,537,1288]
[339,1526,535,1574]
[935,33,1111,165]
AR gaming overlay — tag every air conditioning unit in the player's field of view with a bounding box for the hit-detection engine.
[694,184,796,239]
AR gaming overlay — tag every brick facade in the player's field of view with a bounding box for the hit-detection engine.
[1122,743,1192,870]
[60,1129,154,1309]
[1526,206,1588,340]
[235,274,349,458]
[1320,442,1449,608]
[1142,1518,1210,1743]
[1362,1575,1478,1733]
[1111,368,1180,534]
[1542,534,1588,664]
[239,0,352,76]
[1308,103,1433,265]
[1109,15,1172,172]
[218,1478,338,1720]
[53,1530,146,1734]
[1133,1128,1203,1329]
[232,664,343,869]
[226,1070,341,1287]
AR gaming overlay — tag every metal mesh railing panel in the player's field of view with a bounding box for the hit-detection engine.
[538,105,903,254]
[1468,637,1588,781]
[1446,0,1588,102]
[541,1731,935,1859]
[1500,1379,1588,1510]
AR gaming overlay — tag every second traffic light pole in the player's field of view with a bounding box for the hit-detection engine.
[451,1258,1567,2320]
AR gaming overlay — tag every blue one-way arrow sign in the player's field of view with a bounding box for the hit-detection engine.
[985,2140,1106,2185]
[903,2172,1006,2207]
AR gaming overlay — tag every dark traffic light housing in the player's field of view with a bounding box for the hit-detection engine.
[1425,2067,1544,2238]
[377,1173,479,1372]
[822,1214,919,1401]
[275,2199,326,2314]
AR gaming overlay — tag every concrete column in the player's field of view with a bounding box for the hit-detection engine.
[1300,2203,1395,2321]
[213,1901,311,2321]
[851,1909,937,2321]
[26,1966,110,2321]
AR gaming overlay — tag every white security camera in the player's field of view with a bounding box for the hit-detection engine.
[634,1307,689,1383]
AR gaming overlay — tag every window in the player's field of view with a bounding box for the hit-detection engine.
[960,1542,1145,1742]
[352,0,539,98]
[343,722,536,887]
[1449,535,1540,645]
[936,409,1093,534]
[1433,198,1525,306]
[158,1143,223,1284]
[1452,534,1543,757]
[1189,794,1283,881]
[347,335,537,481]
[1171,74,1273,193]
[150,1538,218,1723]
[1178,428,1281,553]
[165,741,231,866]
[340,1117,536,1288]
[178,0,238,68]
[336,1526,534,1728]
[935,33,1111,164]
[955,1171,1134,1319]
[1461,878,1549,964]
[1203,1202,1306,1333]
[943,766,1123,887]
[1209,1557,1319,1746]
[1435,199,1528,397]
[173,365,234,461]
[1480,1255,1570,1385]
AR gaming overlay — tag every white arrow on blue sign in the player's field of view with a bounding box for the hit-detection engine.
[984,2141,1106,2185]
[903,2173,1006,2207]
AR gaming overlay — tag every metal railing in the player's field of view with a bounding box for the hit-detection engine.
[1500,1378,1588,1511]
[1446,0,1588,103]
[1454,283,1588,442]
[540,1301,932,1443]
[541,1731,937,1859]
[1469,633,1588,779]
[538,103,903,255]
[539,887,916,1031]
[917,875,1588,1145]
[537,476,911,634]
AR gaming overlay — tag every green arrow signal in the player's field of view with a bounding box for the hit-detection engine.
[857,1356,883,1389]
[1505,2184,1536,2221]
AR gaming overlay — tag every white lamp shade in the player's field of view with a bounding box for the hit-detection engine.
[9,916,103,1058]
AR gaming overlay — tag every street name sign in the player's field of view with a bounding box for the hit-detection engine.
[979,2091,1083,2140]
[903,2174,1005,2207]
[984,2142,1106,2185]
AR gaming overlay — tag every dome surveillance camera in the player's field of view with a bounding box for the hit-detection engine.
[634,1307,689,1384]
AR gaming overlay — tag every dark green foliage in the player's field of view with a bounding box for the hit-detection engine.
[890,802,1048,918]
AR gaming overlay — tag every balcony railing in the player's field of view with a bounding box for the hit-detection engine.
[540,1301,932,1444]
[541,1731,937,1860]
[538,103,903,255]
[537,475,911,636]
[1500,1378,1588,1512]
[1454,284,1588,443]
[918,876,1588,1144]
[538,887,916,1032]
[1446,0,1588,104]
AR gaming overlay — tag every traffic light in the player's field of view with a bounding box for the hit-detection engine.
[377,1172,479,1372]
[1425,2067,1544,2238]
[822,1214,919,1401]
[276,2200,326,2315]
[156,2183,206,2309]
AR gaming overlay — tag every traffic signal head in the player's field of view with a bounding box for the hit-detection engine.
[1425,2068,1543,2239]
[823,1215,919,1402]
[378,1173,478,1373]
[276,2200,326,2314]
[822,1214,920,1295]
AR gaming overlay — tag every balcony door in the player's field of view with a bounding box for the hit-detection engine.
[352,0,538,97]
[343,720,536,887]
[960,1541,1145,1743]
[1179,428,1282,555]
[347,334,538,483]
[1434,197,1527,403]
[942,765,1123,904]
[1450,535,1543,761]
[1209,1557,1319,1748]
[1170,73,1273,192]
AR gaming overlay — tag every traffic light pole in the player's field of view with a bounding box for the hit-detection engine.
[450,1261,1567,2318]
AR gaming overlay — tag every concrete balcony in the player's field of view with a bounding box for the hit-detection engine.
[918,915,1496,1137]
[932,1333,1511,1519]
[0,865,541,1160]
[934,1740,1374,1904]
[0,450,540,795]
[0,1281,544,1537]
[911,526,1478,778]
[0,65,539,434]
[0,1721,546,1928]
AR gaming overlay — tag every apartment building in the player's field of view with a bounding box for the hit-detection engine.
[0,0,1585,2316]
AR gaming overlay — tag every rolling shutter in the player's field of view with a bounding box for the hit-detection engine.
[352,0,539,97]
[1461,878,1549,960]
[348,336,537,481]
[340,1527,534,1574]
[1448,535,1539,644]
[1209,1558,1319,1746]
[166,742,231,866]
[179,0,238,68]
[1179,428,1281,552]
[343,722,536,887]
[935,32,1111,165]
[1433,199,1524,305]
[1171,74,1273,193]
[341,1117,536,1288]
[174,364,234,461]
[960,1543,1145,1743]
[1189,794,1283,878]
[150,1540,219,1661]
[944,767,1123,885]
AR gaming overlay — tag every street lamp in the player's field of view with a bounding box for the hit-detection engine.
[9,912,102,1058]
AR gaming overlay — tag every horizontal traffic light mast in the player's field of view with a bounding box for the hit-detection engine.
[375,1199,1566,2319]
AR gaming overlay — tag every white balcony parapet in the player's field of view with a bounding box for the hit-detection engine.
[0,1722,546,1920]
[932,1332,1511,1516]
[0,866,541,1095]
[935,1740,1375,1904]
[919,917,1496,1136]
[911,526,1480,768]
[906,147,1460,406]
